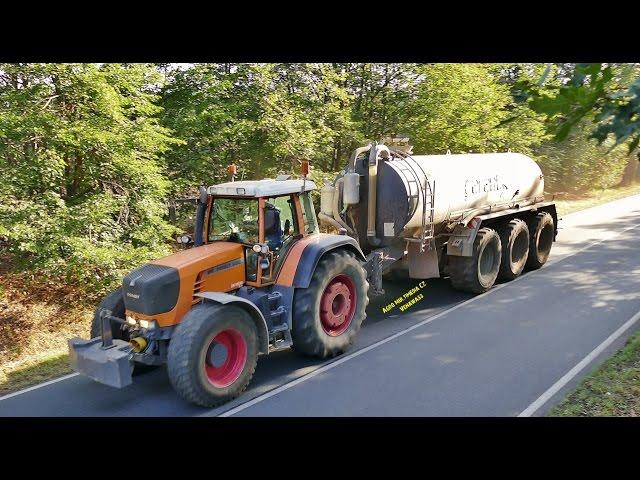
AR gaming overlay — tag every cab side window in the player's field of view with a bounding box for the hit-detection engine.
[269,195,299,239]
[300,191,319,235]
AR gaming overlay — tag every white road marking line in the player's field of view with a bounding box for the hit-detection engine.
[518,308,640,417]
[0,373,79,402]
[214,222,640,417]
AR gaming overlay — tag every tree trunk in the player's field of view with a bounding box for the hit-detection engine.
[619,153,640,186]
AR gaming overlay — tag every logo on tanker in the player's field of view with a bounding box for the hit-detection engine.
[464,175,508,201]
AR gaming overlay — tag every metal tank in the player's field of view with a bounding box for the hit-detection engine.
[338,145,545,251]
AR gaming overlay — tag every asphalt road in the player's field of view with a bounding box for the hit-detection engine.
[1,195,640,416]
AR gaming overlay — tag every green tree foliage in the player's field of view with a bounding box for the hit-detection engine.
[516,63,640,150]
[516,63,640,187]
[0,63,178,295]
[160,63,358,192]
[536,120,630,193]
[0,63,633,295]
[401,64,548,155]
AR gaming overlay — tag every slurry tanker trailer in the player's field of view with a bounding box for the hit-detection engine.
[320,143,557,295]
[69,143,557,407]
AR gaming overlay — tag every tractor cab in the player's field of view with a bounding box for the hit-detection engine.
[69,161,368,408]
[199,175,318,287]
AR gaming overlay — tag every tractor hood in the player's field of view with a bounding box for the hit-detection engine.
[122,242,245,318]
[152,242,244,271]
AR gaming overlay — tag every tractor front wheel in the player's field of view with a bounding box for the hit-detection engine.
[291,249,369,358]
[167,303,259,407]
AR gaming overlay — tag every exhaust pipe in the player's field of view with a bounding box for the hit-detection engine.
[366,144,390,247]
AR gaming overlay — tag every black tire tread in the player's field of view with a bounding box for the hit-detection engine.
[448,227,501,294]
[292,249,369,358]
[525,212,554,270]
[167,303,258,408]
[498,218,529,280]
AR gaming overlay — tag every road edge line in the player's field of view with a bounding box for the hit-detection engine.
[518,308,640,417]
[213,222,640,417]
[0,373,79,402]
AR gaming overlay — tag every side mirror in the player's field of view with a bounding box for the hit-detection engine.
[260,257,270,270]
[198,186,208,204]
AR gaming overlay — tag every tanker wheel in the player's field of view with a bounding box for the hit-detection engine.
[291,249,369,358]
[526,212,554,270]
[498,218,530,281]
[167,303,259,407]
[448,227,501,294]
[89,288,155,376]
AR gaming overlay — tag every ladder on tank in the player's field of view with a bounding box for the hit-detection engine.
[390,150,436,253]
[420,177,436,252]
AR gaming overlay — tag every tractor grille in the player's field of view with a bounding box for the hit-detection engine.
[122,264,180,315]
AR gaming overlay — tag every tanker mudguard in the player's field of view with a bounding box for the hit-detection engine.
[193,292,269,354]
[292,235,365,289]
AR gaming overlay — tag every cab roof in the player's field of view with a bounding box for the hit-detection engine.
[207,178,316,198]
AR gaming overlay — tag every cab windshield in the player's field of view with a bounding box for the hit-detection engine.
[208,197,259,244]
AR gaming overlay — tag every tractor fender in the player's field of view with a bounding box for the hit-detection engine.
[292,235,366,289]
[193,292,270,354]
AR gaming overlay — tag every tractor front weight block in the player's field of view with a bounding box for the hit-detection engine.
[68,337,134,388]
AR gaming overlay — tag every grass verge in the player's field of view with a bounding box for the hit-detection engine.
[0,353,72,397]
[0,273,93,397]
[553,182,640,216]
[549,329,640,416]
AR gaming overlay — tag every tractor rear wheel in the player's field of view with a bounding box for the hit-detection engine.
[167,303,259,407]
[526,212,554,270]
[448,227,501,294]
[292,249,368,358]
[498,218,530,280]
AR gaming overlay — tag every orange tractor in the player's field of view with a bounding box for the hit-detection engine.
[69,163,370,407]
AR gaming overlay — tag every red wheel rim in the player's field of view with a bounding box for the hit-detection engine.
[320,274,357,336]
[204,329,247,388]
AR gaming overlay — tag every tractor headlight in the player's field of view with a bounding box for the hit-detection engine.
[139,319,157,330]
[126,315,137,326]
[252,244,270,254]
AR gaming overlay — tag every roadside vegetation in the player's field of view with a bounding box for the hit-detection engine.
[554,181,640,216]
[1,63,639,396]
[549,329,640,416]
